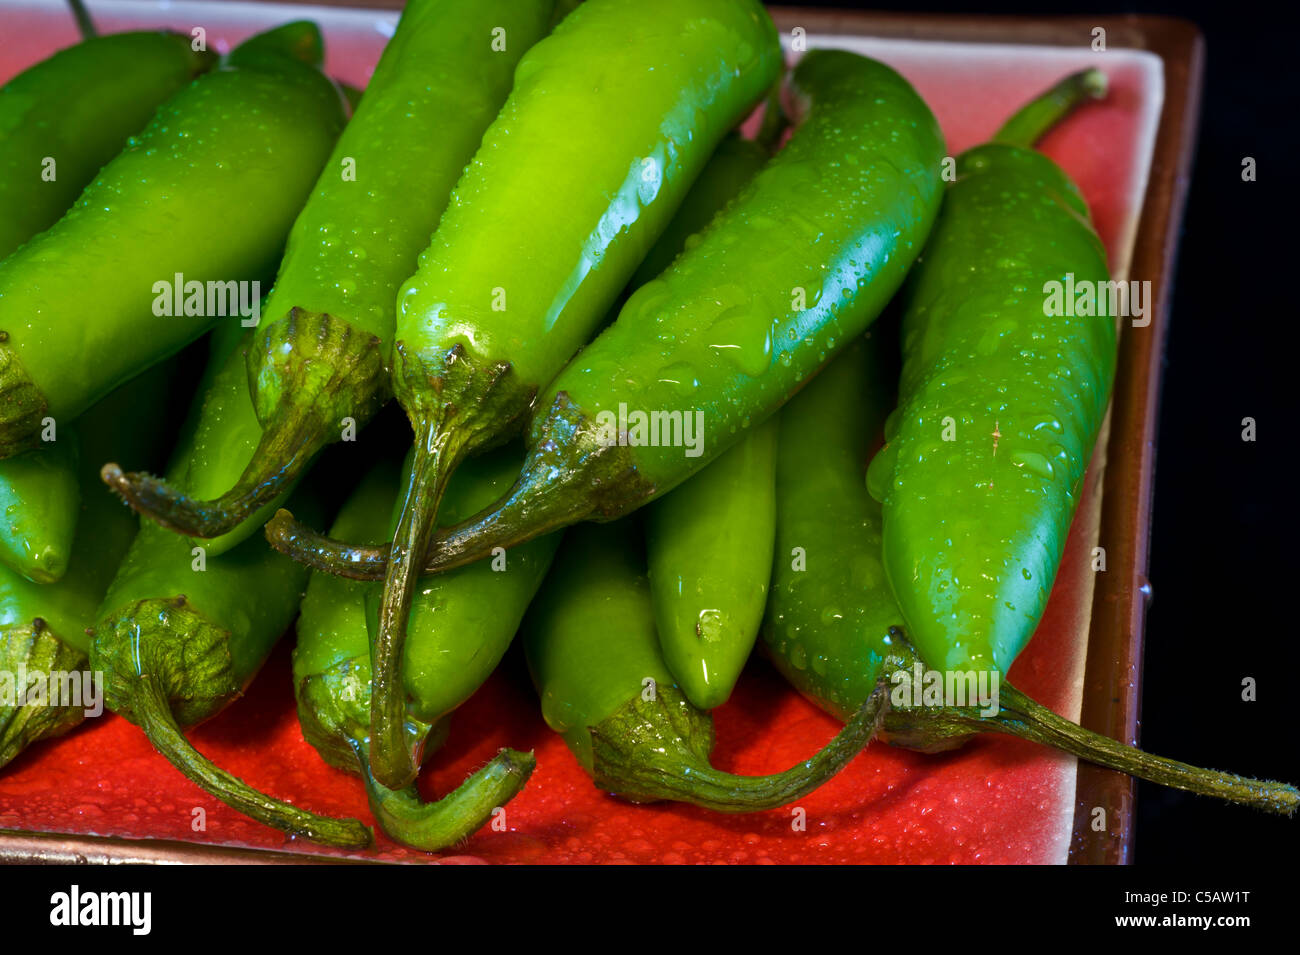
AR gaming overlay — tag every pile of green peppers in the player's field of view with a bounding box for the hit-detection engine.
[0,0,1292,858]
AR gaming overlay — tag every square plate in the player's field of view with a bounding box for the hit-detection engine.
[0,0,1202,865]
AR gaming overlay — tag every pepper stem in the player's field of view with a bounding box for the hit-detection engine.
[101,407,317,540]
[590,681,888,812]
[129,672,374,848]
[66,0,97,39]
[103,309,388,542]
[880,648,1297,816]
[265,471,592,581]
[265,391,647,580]
[265,507,391,580]
[368,419,468,790]
[991,68,1107,149]
[353,741,536,851]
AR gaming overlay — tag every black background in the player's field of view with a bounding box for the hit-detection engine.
[775,0,1298,864]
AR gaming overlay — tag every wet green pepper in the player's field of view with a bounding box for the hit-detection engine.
[269,50,945,585]
[294,447,558,850]
[865,69,1115,676]
[638,133,775,710]
[0,31,214,261]
[104,0,556,547]
[355,0,781,790]
[646,416,778,710]
[0,436,79,583]
[763,334,900,719]
[764,332,1299,815]
[505,131,772,718]
[0,26,345,457]
[88,322,370,848]
[627,133,771,290]
[523,520,887,811]
[0,363,177,767]
[0,333,200,582]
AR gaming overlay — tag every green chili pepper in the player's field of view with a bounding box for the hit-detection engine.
[635,133,776,711]
[88,323,370,848]
[339,0,781,791]
[0,363,177,767]
[762,335,901,720]
[764,334,1300,815]
[0,26,346,458]
[0,324,203,583]
[227,19,326,68]
[0,31,215,261]
[294,446,558,850]
[523,520,888,811]
[269,51,945,587]
[627,133,771,290]
[103,0,556,548]
[0,436,79,583]
[864,69,1116,676]
[646,414,778,710]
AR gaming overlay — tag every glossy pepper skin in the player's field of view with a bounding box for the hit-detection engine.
[763,335,901,721]
[647,415,778,710]
[629,132,776,710]
[0,363,177,767]
[0,28,345,458]
[0,28,212,578]
[626,134,772,290]
[88,320,371,848]
[276,129,769,791]
[266,50,946,581]
[757,73,1300,817]
[104,0,557,546]
[293,448,557,850]
[523,520,888,811]
[516,50,941,495]
[764,334,1300,815]
[0,435,79,582]
[0,327,198,581]
[392,0,780,426]
[363,0,782,791]
[0,31,215,261]
[865,74,1115,676]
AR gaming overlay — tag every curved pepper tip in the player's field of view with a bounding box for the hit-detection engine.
[99,461,126,492]
[358,744,537,852]
[1082,68,1108,100]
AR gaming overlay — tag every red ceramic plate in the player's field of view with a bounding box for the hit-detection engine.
[0,1,1202,865]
